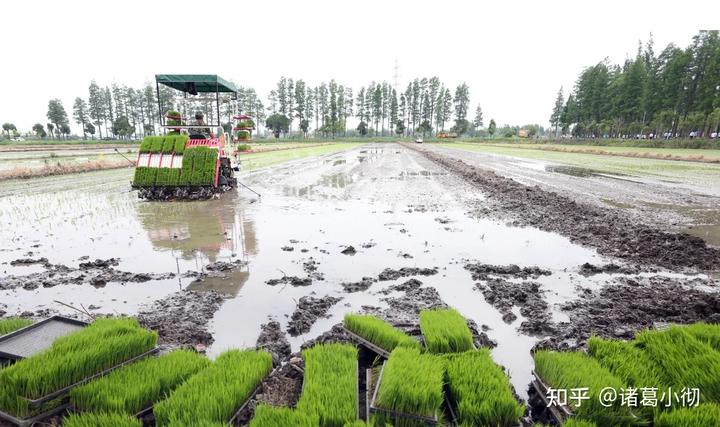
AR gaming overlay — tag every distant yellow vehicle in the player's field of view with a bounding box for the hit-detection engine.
[437,132,458,138]
[518,129,529,138]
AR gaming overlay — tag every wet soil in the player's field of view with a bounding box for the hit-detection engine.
[475,278,555,336]
[377,266,438,281]
[341,276,377,293]
[412,145,720,271]
[287,295,343,336]
[577,262,643,276]
[0,259,175,290]
[538,275,720,350]
[137,290,226,347]
[464,262,552,280]
[256,320,292,366]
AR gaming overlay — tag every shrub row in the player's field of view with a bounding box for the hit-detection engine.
[343,314,420,353]
[419,308,474,353]
[297,343,358,427]
[0,318,157,417]
[153,349,272,426]
[70,349,209,414]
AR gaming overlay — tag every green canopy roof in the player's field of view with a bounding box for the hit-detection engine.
[155,74,237,93]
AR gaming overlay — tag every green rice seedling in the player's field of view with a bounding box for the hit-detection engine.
[71,349,209,414]
[445,349,524,426]
[139,137,153,153]
[297,343,358,427]
[63,412,142,427]
[683,322,720,351]
[155,168,171,186]
[342,422,369,427]
[587,336,665,388]
[154,349,272,426]
[150,137,164,154]
[563,419,598,427]
[343,314,420,353]
[249,404,319,427]
[133,167,147,186]
[636,327,720,402]
[533,350,634,425]
[0,318,157,417]
[0,318,33,336]
[167,169,181,186]
[374,347,446,422]
[654,403,720,427]
[161,137,174,154]
[173,136,188,154]
[419,308,474,353]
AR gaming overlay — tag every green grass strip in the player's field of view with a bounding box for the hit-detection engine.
[683,322,720,351]
[375,347,446,419]
[71,349,209,414]
[654,403,720,427]
[446,349,524,426]
[563,419,598,427]
[154,349,272,426]
[0,318,33,336]
[343,314,420,352]
[0,318,157,417]
[419,308,474,353]
[249,404,319,427]
[297,343,358,427]
[587,336,665,388]
[533,350,634,425]
[637,327,720,402]
[63,412,142,427]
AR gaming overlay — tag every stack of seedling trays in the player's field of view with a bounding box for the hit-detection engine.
[0,318,158,427]
[533,322,720,426]
[233,115,254,144]
[345,308,523,426]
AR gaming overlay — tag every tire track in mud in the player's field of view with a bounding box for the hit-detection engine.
[408,144,720,271]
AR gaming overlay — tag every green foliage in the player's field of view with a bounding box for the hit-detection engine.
[636,327,720,402]
[63,412,142,427]
[563,420,598,427]
[154,349,272,426]
[150,137,164,153]
[343,314,419,352]
[166,110,181,118]
[265,114,290,138]
[237,144,251,152]
[533,350,634,425]
[683,322,720,351]
[297,343,358,427]
[178,146,218,186]
[0,318,157,417]
[236,119,255,128]
[445,349,523,426]
[654,403,720,427]
[71,349,208,414]
[249,404,319,427]
[375,347,446,419]
[587,336,665,388]
[0,318,33,336]
[419,308,474,353]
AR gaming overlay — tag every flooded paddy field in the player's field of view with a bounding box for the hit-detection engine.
[1,142,718,409]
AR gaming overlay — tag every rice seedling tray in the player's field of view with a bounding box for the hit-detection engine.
[300,358,360,419]
[226,365,279,426]
[342,326,391,358]
[0,402,70,427]
[22,347,159,408]
[0,316,88,362]
[369,362,439,426]
[531,370,573,424]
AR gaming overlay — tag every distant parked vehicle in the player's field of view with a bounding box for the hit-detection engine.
[415,137,423,144]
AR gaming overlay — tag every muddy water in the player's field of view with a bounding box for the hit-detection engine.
[1,143,684,400]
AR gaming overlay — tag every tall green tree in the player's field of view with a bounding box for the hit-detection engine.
[73,97,90,139]
[473,105,484,132]
[550,87,564,136]
[47,99,69,139]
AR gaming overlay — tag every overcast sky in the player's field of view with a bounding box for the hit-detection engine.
[1,0,715,133]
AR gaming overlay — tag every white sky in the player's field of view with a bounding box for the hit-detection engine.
[1,0,716,133]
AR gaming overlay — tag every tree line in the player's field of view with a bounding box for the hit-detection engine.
[550,30,720,138]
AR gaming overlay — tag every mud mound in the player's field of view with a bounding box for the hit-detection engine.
[9,257,48,266]
[138,290,226,347]
[378,278,423,294]
[464,262,552,280]
[0,261,175,290]
[341,277,377,293]
[265,276,313,287]
[378,267,438,281]
[256,320,291,366]
[413,146,720,271]
[287,295,343,336]
[475,278,555,336]
[577,262,642,276]
[539,276,720,350]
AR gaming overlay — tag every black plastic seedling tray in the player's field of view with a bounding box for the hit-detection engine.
[342,326,392,358]
[226,365,279,426]
[0,316,88,362]
[368,362,439,426]
[0,402,71,427]
[531,371,574,424]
